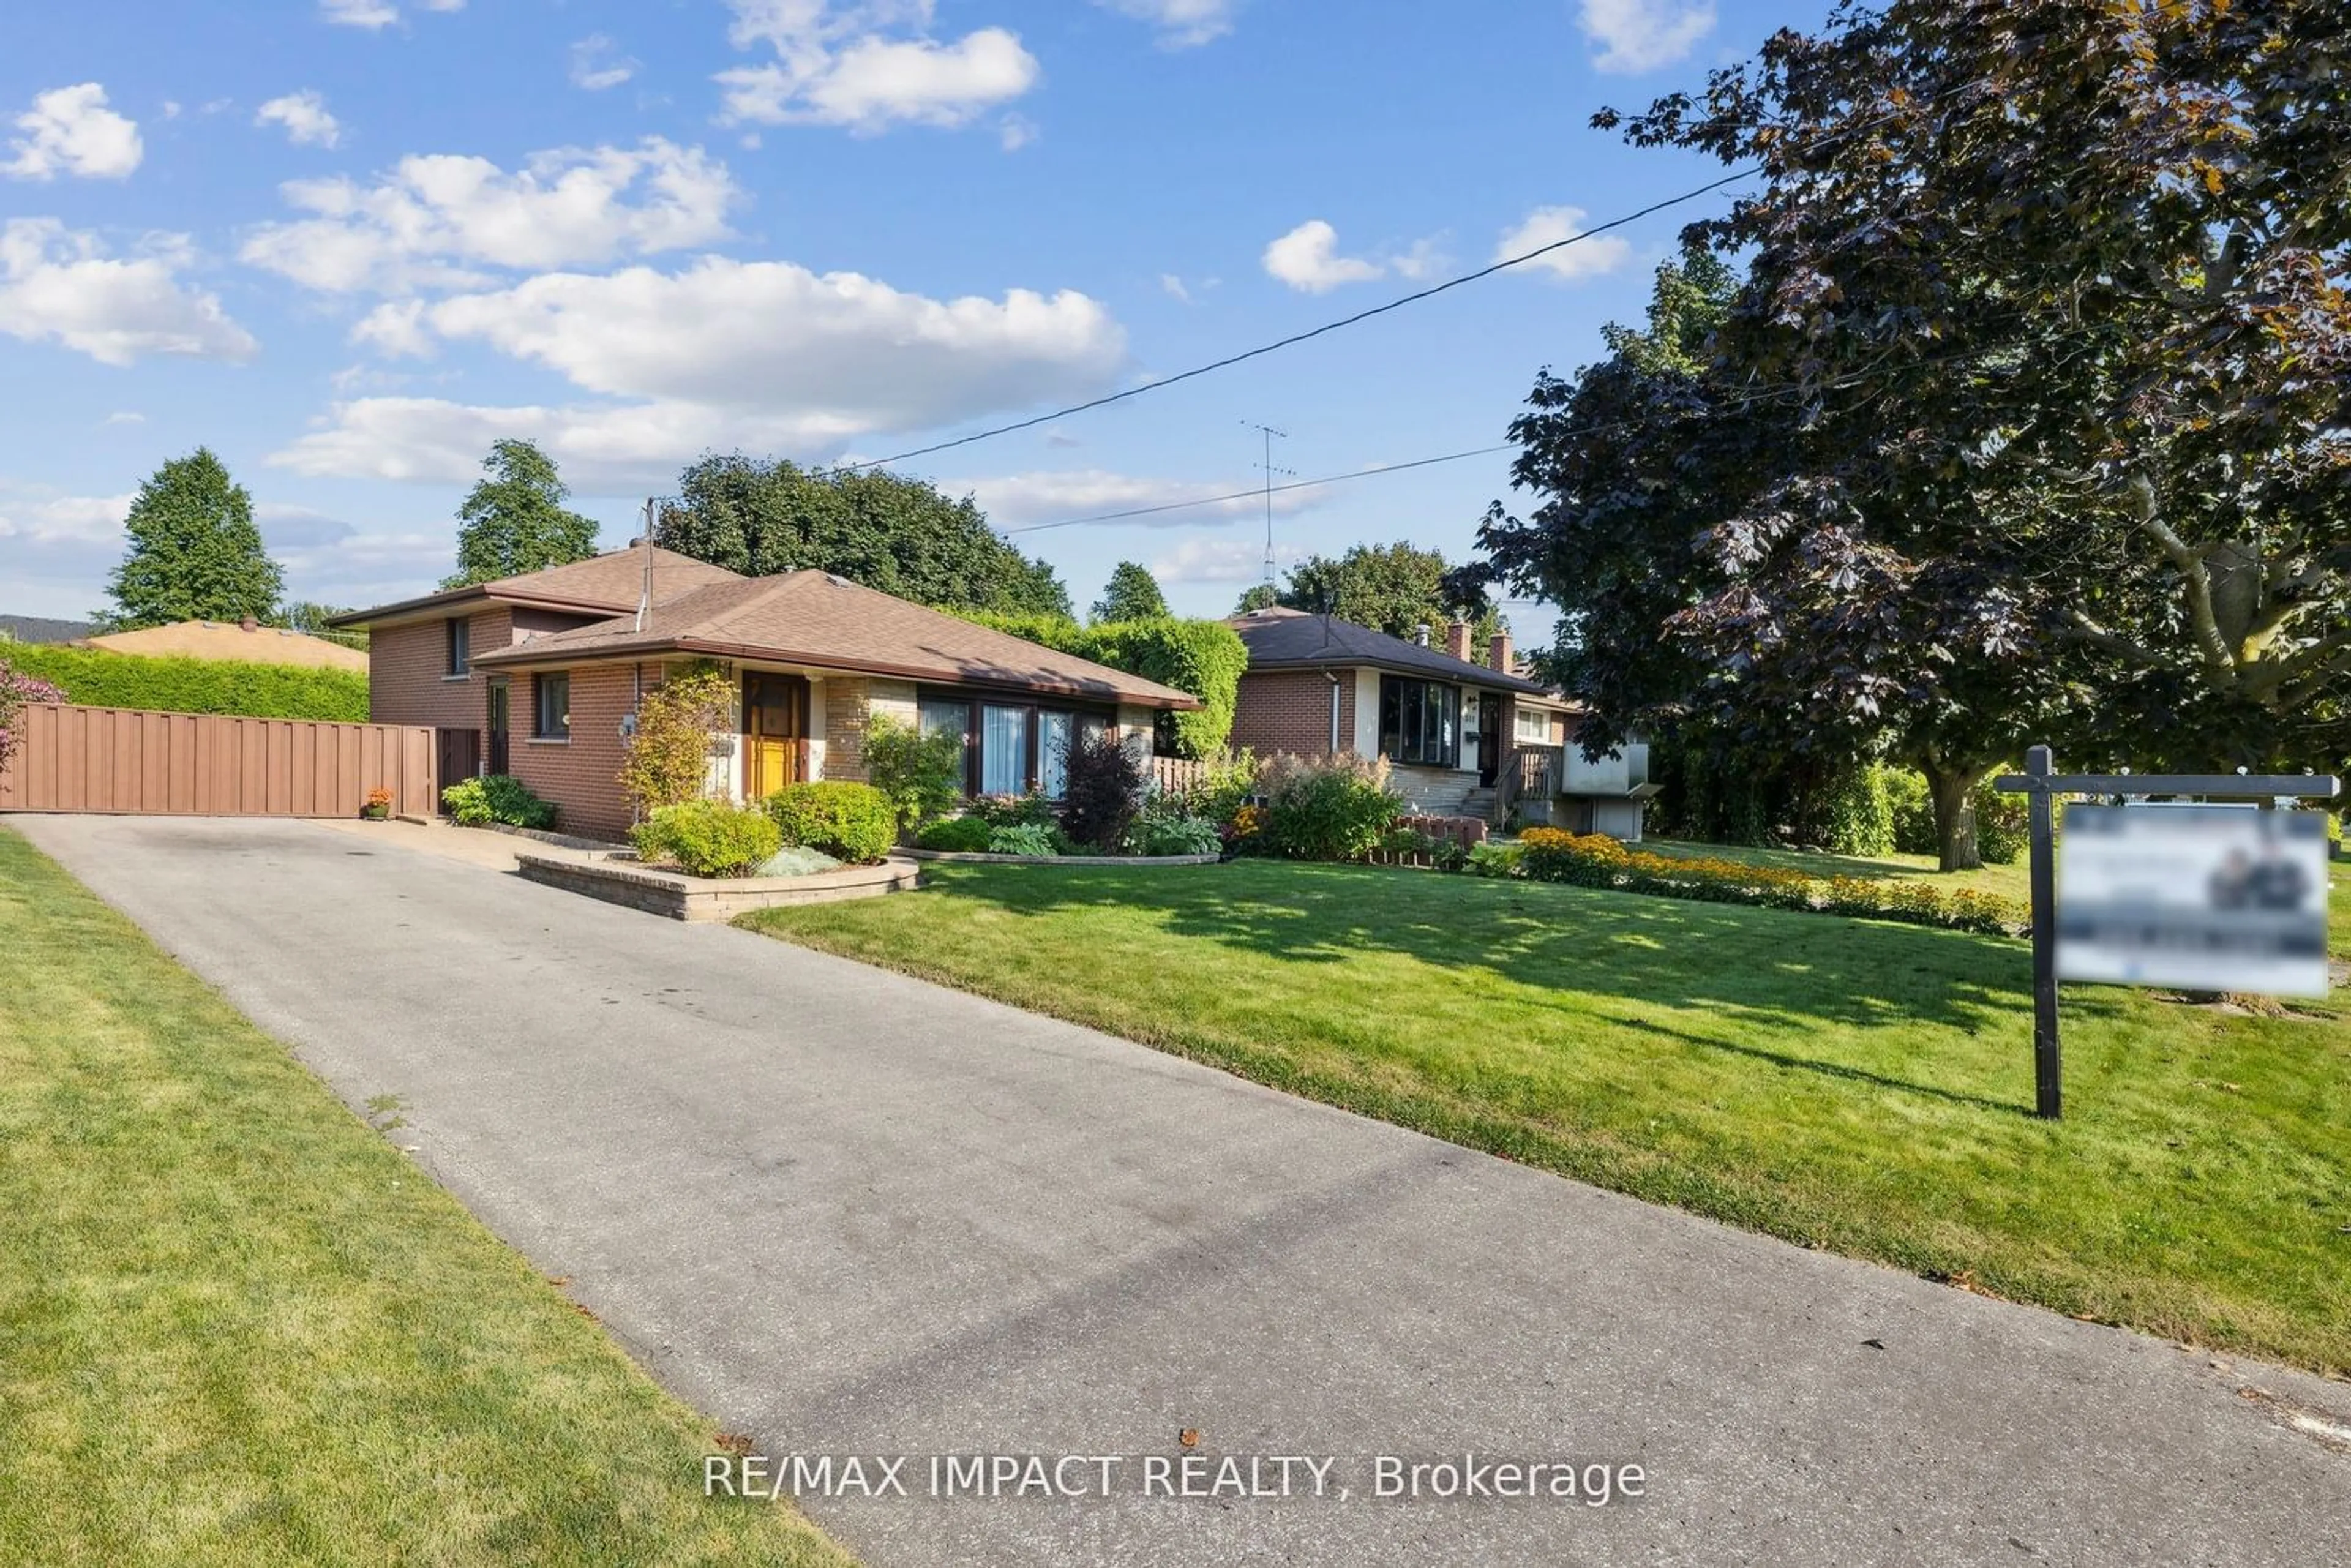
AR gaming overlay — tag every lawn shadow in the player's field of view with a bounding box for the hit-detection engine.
[914,861,2044,1040]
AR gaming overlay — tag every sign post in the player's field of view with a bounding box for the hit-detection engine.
[1993,752,2338,1121]
[2023,746,2061,1118]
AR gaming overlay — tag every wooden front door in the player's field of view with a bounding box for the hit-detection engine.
[486,681,511,775]
[743,673,809,800]
[1477,693,1502,786]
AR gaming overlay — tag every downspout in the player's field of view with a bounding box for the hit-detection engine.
[1326,672,1341,756]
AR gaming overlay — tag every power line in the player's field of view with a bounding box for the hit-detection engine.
[841,83,1987,476]
[836,168,1757,475]
[1005,443,1515,535]
[1002,313,2113,537]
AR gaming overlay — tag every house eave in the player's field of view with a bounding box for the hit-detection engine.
[471,636,1205,711]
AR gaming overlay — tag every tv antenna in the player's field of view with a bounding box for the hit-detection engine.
[1243,421,1293,584]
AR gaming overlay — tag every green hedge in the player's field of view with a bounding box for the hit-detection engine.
[951,611,1247,759]
[1,643,369,722]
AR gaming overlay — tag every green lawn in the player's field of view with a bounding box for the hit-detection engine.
[0,829,850,1568]
[743,860,2351,1375]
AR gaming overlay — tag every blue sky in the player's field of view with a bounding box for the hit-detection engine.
[0,0,1812,627]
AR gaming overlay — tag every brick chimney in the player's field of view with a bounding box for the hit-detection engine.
[1488,631,1515,676]
[1444,620,1472,662]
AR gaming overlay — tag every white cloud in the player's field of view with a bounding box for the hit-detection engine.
[1493,205,1632,282]
[1092,0,1239,48]
[1392,234,1451,281]
[103,411,146,426]
[0,220,258,366]
[1153,537,1302,585]
[269,397,863,492]
[1159,273,1191,304]
[276,261,1127,490]
[569,35,639,92]
[998,113,1038,151]
[256,91,343,149]
[1262,220,1382,293]
[1577,0,1714,73]
[4,84,143,181]
[717,1,1040,133]
[320,0,465,28]
[0,490,130,548]
[240,138,740,293]
[381,258,1124,424]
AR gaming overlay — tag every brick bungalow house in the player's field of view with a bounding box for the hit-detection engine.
[336,545,1201,840]
[1225,607,1581,819]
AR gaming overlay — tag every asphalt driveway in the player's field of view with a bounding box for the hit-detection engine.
[13,814,2349,1566]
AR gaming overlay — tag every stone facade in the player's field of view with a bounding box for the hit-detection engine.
[816,675,917,783]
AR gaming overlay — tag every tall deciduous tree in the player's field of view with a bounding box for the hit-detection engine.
[1092,561,1169,623]
[1231,583,1280,615]
[443,440,600,588]
[656,454,1071,617]
[1486,0,2350,866]
[103,448,283,631]
[1602,0,2350,772]
[1277,542,1499,644]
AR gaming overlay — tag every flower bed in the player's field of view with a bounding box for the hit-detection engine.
[1514,828,2025,935]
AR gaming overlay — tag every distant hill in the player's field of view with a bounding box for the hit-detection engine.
[0,614,95,645]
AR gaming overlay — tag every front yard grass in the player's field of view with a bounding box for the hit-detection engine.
[0,829,850,1567]
[741,860,2351,1376]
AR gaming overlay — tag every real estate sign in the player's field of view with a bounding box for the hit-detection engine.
[2057,806,2330,997]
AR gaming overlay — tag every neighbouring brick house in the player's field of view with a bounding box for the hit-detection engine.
[337,546,1201,841]
[1226,607,1580,820]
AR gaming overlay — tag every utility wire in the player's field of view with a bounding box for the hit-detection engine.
[1005,445,1517,535]
[1004,316,2102,536]
[841,82,1988,476]
[836,170,1755,475]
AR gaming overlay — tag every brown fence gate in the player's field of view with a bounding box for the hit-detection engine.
[0,704,435,819]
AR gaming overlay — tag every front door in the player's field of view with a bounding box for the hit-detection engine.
[486,681,510,775]
[743,672,808,800]
[1477,693,1502,786]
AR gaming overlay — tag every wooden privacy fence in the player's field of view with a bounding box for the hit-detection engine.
[1148,756,1210,795]
[0,703,434,819]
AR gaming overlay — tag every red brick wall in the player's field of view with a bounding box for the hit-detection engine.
[508,662,640,841]
[1231,669,1350,757]
[367,607,513,732]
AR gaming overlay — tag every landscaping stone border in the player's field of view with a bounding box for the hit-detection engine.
[899,849,1222,867]
[516,853,922,921]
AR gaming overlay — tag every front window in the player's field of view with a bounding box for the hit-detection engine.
[534,672,569,740]
[1378,677,1459,767]
[978,704,1027,796]
[446,617,470,675]
[1515,707,1551,744]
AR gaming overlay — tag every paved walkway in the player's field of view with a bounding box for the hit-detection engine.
[13,814,2349,1567]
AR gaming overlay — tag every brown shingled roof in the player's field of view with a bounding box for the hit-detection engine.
[82,619,370,672]
[330,546,742,628]
[471,571,1204,710]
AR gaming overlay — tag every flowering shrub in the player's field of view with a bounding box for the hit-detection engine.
[1223,803,1267,852]
[1514,829,2023,935]
[0,658,66,776]
[1260,752,1401,861]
